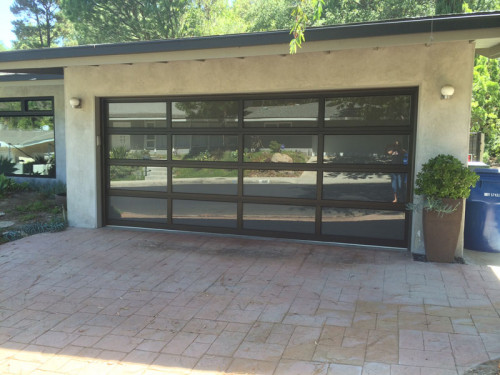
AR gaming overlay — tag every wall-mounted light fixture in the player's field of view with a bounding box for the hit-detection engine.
[69,97,82,108]
[440,85,455,100]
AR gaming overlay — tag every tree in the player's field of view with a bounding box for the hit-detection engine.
[61,0,192,44]
[183,0,246,36]
[0,42,7,51]
[471,56,500,159]
[10,0,69,49]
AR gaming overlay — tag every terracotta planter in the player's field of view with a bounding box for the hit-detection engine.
[423,198,463,263]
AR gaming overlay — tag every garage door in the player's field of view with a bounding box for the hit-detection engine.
[103,88,416,248]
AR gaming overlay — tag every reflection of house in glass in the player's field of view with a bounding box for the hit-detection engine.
[0,129,55,176]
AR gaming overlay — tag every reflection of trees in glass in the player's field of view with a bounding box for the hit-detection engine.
[0,101,22,111]
[326,96,411,122]
[27,100,53,111]
[110,166,145,181]
[0,116,54,131]
[174,101,238,127]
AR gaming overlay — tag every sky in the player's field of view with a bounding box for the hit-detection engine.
[0,0,15,48]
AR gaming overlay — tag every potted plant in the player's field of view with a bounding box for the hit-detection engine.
[414,154,479,262]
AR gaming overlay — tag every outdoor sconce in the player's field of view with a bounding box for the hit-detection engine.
[69,97,82,108]
[440,85,455,100]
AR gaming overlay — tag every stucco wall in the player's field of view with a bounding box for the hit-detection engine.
[64,40,475,255]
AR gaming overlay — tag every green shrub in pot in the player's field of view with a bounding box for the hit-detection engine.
[414,154,479,262]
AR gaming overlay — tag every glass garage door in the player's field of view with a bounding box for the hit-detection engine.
[103,89,416,248]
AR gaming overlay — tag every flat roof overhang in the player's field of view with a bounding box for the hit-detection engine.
[0,11,499,77]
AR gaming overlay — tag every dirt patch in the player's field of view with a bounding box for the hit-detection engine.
[463,359,500,375]
[0,191,65,244]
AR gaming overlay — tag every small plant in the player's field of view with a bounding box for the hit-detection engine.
[110,146,128,159]
[0,156,18,175]
[0,174,29,196]
[269,140,282,153]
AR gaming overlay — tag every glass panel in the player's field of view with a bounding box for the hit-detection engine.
[27,100,53,111]
[243,204,315,233]
[173,200,236,228]
[0,101,21,112]
[244,98,318,127]
[244,135,317,163]
[172,101,238,128]
[244,170,316,198]
[322,208,405,240]
[108,102,167,128]
[109,135,167,160]
[172,135,238,162]
[324,135,409,164]
[323,172,407,203]
[0,116,55,177]
[108,196,167,223]
[173,168,237,195]
[325,95,411,126]
[109,166,167,192]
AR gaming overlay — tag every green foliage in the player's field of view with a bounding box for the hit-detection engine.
[110,166,145,181]
[110,146,128,159]
[415,154,479,200]
[61,0,191,44]
[10,0,72,49]
[28,180,66,197]
[471,56,500,158]
[0,157,18,175]
[173,168,238,178]
[269,140,282,153]
[14,200,51,213]
[0,174,16,193]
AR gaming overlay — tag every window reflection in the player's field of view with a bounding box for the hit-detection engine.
[0,101,21,111]
[244,170,316,198]
[324,135,409,164]
[108,196,167,223]
[109,166,167,192]
[0,116,55,177]
[325,95,411,126]
[173,168,237,195]
[244,135,317,163]
[173,200,236,228]
[172,135,238,162]
[322,208,405,240]
[109,135,167,160]
[172,101,238,128]
[108,102,167,128]
[323,172,407,203]
[244,204,315,233]
[244,98,318,127]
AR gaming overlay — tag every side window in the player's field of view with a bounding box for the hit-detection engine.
[0,97,55,178]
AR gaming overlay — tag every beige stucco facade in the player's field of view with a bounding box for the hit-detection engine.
[0,81,66,183]
[62,39,475,254]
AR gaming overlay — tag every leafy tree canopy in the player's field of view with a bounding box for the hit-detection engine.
[10,0,72,49]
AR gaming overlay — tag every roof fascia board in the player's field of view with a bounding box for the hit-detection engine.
[0,27,497,71]
[0,12,498,64]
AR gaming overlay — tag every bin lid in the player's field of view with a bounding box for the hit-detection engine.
[475,168,500,174]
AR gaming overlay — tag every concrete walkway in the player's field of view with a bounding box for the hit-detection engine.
[0,228,499,375]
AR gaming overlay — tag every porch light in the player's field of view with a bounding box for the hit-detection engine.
[69,97,82,108]
[440,85,455,100]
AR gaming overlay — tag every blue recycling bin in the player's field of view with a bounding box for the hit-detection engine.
[464,168,500,252]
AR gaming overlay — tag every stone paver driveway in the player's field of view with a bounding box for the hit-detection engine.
[1,228,499,375]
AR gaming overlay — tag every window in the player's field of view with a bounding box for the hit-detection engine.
[0,97,55,178]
